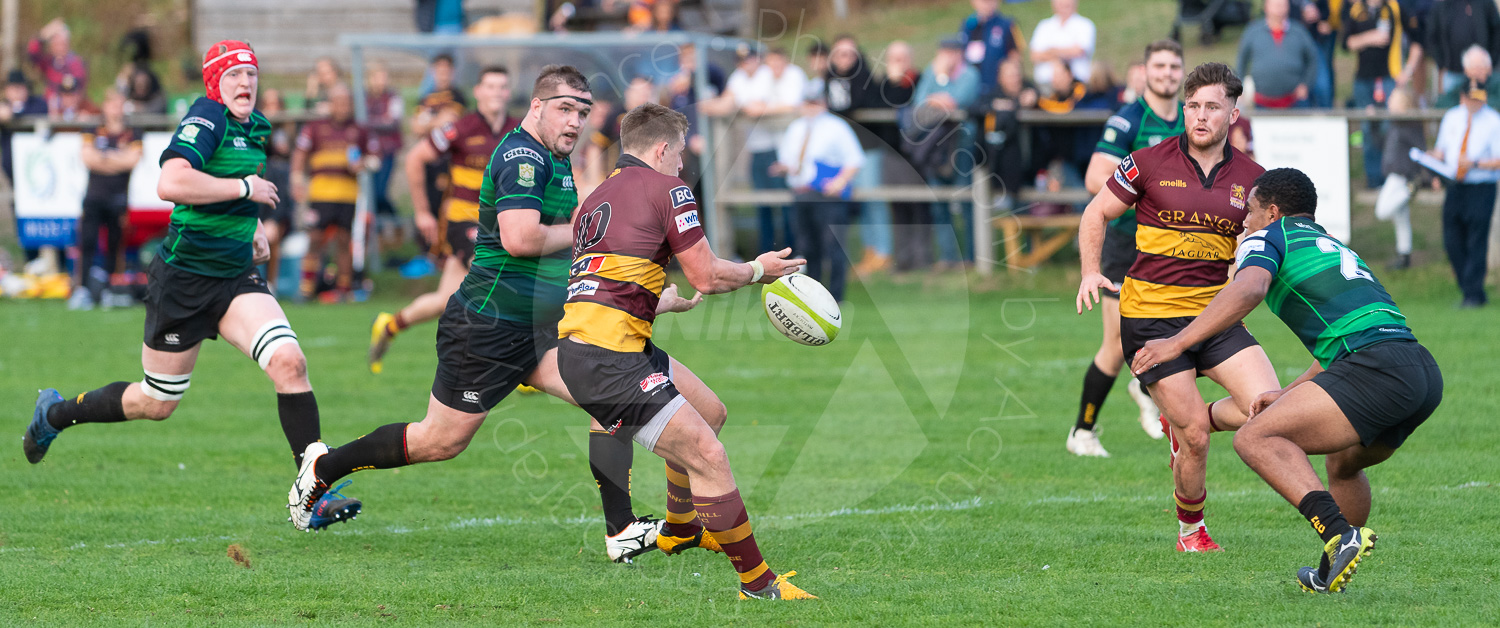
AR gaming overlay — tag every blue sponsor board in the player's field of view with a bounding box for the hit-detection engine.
[17,217,77,249]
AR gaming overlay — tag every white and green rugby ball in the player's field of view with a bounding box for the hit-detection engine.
[762,274,841,346]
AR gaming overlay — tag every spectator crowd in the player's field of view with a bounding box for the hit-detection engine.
[5,0,1500,309]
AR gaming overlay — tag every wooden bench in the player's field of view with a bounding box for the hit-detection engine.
[992,213,1083,274]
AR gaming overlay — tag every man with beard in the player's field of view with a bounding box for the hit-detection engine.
[1066,39,1185,458]
[285,66,589,534]
[1076,63,1280,552]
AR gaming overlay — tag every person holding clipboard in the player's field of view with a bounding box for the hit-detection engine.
[772,85,864,302]
[1419,57,1500,308]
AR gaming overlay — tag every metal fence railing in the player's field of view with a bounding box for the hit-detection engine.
[710,107,1450,275]
[4,101,1454,276]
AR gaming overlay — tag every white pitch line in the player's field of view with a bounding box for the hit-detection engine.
[0,498,988,554]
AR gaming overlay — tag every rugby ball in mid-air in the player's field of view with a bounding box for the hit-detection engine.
[762,274,841,346]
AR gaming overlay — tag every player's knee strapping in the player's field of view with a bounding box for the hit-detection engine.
[251,318,300,370]
[141,370,192,402]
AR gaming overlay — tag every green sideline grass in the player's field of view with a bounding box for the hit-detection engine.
[1,251,1496,624]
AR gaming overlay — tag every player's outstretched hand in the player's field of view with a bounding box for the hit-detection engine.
[1076,272,1119,314]
[1130,338,1183,376]
[247,174,280,207]
[1248,389,1283,419]
[756,248,806,283]
[656,283,703,314]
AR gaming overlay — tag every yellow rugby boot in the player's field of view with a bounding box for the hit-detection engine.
[739,571,818,600]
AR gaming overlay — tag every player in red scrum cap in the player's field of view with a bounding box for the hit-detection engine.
[25,40,364,532]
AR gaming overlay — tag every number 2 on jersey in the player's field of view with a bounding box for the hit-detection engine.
[1316,237,1373,282]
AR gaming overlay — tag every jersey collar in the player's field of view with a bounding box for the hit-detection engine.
[1177,133,1234,189]
[1139,96,1182,126]
[615,153,651,170]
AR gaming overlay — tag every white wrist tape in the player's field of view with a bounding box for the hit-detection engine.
[749,260,765,283]
[241,177,253,199]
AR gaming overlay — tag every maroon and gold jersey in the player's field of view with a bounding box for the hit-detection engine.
[558,154,706,352]
[428,111,518,223]
[296,119,375,204]
[1106,135,1264,318]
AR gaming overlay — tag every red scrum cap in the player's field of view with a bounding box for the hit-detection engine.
[202,40,258,104]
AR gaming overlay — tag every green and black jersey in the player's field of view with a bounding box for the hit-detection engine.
[1097,97,1184,232]
[1236,216,1416,367]
[458,126,577,325]
[158,97,271,278]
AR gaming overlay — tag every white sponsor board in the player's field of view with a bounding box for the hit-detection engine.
[12,132,88,219]
[1249,116,1352,242]
[129,132,176,210]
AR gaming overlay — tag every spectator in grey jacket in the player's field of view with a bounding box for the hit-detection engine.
[1236,0,1319,108]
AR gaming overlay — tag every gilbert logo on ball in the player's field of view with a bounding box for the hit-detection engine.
[762,274,841,346]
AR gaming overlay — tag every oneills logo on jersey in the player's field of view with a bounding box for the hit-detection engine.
[639,372,670,393]
[570,254,607,277]
[1230,183,1247,209]
[1159,179,1186,187]
[669,185,694,208]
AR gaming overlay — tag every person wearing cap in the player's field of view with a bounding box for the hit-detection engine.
[23,40,363,533]
[911,37,981,269]
[27,18,88,110]
[770,85,864,302]
[49,73,98,122]
[0,70,48,185]
[1429,45,1500,308]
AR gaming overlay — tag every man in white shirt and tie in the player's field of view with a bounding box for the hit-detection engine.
[1431,46,1500,308]
[771,86,864,302]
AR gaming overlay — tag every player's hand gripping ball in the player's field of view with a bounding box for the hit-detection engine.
[762,274,841,346]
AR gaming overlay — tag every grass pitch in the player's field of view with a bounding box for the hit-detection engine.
[2,253,1498,625]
